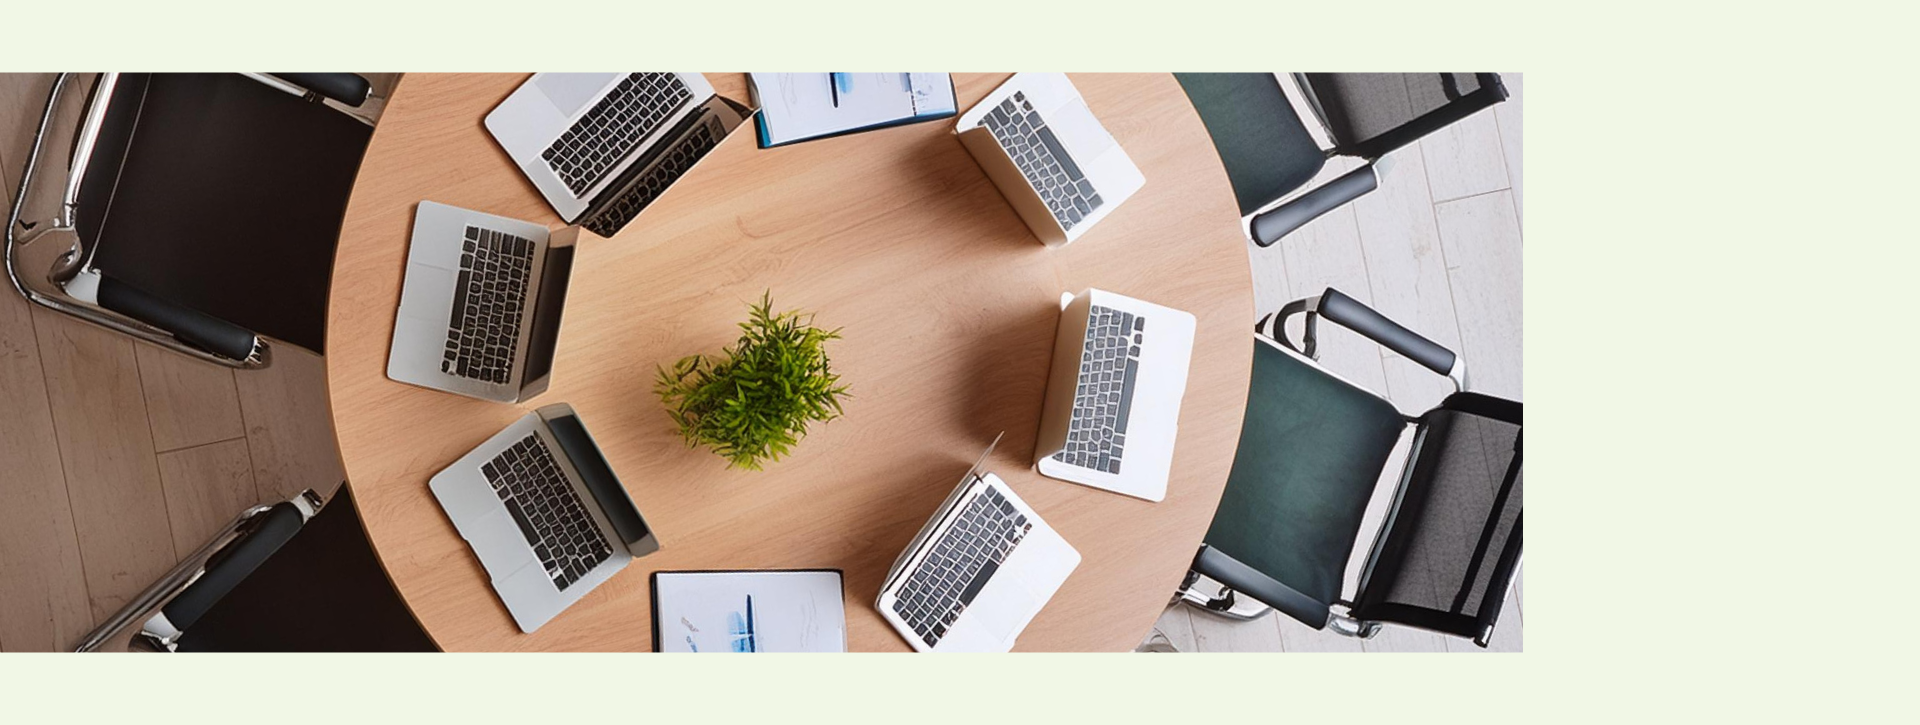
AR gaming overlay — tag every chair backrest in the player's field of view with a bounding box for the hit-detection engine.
[1303,73,1507,160]
[75,73,372,355]
[1352,392,1522,646]
[1175,73,1329,217]
[1202,338,1408,625]
[176,485,437,652]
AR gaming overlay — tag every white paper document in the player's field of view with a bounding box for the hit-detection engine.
[652,570,847,652]
[749,73,957,147]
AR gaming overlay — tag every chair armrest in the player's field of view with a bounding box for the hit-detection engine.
[96,274,264,364]
[1264,287,1464,389]
[1318,288,1457,377]
[268,73,371,107]
[1248,161,1380,247]
[73,490,318,651]
[1192,545,1330,629]
[157,501,307,635]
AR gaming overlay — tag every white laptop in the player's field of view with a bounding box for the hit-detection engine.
[955,73,1146,247]
[877,434,1080,652]
[485,73,748,238]
[1033,289,1196,502]
[388,201,577,403]
[430,404,659,633]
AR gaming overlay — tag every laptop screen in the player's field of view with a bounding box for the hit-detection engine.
[544,412,651,550]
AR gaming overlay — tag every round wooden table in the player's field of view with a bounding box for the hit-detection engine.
[326,73,1253,651]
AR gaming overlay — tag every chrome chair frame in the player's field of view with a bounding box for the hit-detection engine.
[75,489,324,652]
[5,72,380,368]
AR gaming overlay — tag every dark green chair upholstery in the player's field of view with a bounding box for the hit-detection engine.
[1201,338,1405,626]
[1188,288,1522,647]
[1174,73,1325,217]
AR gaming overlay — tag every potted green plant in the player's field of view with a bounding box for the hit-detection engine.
[655,292,851,470]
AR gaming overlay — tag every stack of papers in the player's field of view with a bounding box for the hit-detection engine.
[750,73,957,148]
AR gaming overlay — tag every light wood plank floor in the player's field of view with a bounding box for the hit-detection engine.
[0,73,1518,652]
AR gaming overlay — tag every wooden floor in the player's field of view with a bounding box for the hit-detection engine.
[0,73,1520,652]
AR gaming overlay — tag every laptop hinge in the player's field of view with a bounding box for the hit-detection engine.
[576,106,714,227]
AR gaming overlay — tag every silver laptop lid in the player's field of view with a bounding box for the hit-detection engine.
[883,432,1003,589]
[386,202,555,403]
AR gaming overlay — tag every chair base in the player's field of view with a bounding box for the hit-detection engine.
[1327,612,1382,639]
[1175,570,1275,621]
[1175,569,1389,641]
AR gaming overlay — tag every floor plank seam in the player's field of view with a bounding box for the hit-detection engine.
[230,368,268,505]
[1420,163,1481,386]
[1489,86,1520,238]
[125,338,183,568]
[23,309,95,646]
[132,347,172,459]
[154,434,254,457]
[1430,185,1513,207]
[1340,207,1398,401]
[231,366,270,503]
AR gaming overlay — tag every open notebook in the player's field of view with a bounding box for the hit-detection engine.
[749,73,957,147]
[651,570,847,652]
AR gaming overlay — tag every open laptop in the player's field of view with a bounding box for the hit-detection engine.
[485,73,748,238]
[430,404,660,633]
[877,433,1080,652]
[1034,289,1196,502]
[955,73,1146,247]
[388,202,576,403]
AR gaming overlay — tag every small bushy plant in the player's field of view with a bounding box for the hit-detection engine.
[655,293,849,470]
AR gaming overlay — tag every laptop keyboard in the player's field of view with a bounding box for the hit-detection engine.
[890,486,1031,649]
[1052,305,1145,474]
[482,434,615,591]
[541,73,693,197]
[980,91,1103,231]
[443,226,534,384]
[581,119,720,238]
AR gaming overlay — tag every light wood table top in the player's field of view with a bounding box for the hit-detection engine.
[326,73,1253,651]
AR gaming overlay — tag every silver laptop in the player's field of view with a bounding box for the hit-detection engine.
[430,404,659,633]
[388,201,575,403]
[485,72,748,237]
[877,434,1080,652]
[955,73,1146,247]
[1034,289,1196,502]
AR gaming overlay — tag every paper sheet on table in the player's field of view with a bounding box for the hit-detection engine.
[750,73,957,147]
[653,570,847,652]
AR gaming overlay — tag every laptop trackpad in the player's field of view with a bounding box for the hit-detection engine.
[467,509,537,575]
[537,73,617,116]
[969,573,1036,641]
[1052,100,1116,159]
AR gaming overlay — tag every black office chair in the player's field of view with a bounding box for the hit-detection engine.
[6,72,378,368]
[1175,73,1508,248]
[1176,288,1522,647]
[75,485,437,652]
